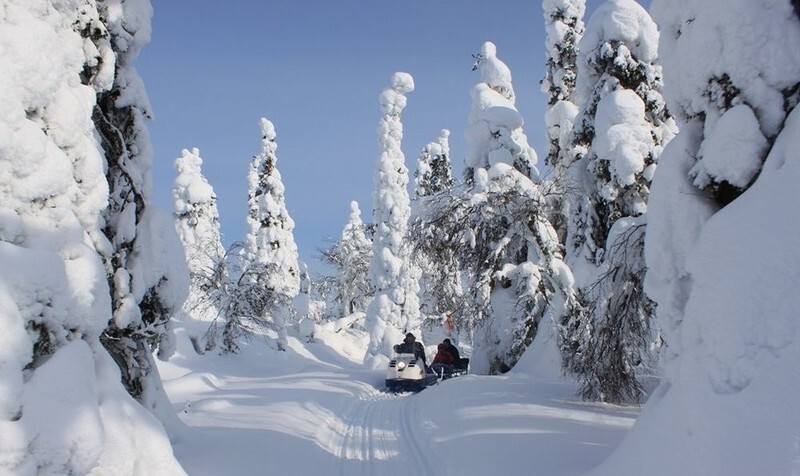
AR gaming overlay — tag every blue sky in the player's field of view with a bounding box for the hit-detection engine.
[138,0,650,273]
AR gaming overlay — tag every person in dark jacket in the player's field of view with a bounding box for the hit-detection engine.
[393,333,427,366]
[442,338,460,361]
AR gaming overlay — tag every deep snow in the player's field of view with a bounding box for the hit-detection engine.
[158,318,638,476]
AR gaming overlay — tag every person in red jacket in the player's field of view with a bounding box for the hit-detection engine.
[431,343,455,376]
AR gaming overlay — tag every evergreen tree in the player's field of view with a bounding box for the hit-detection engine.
[172,147,229,352]
[415,129,454,198]
[541,0,585,243]
[173,147,226,300]
[467,41,539,183]
[542,0,585,168]
[560,0,676,402]
[92,0,189,421]
[412,130,461,321]
[413,42,578,374]
[239,118,301,351]
[320,201,374,318]
[363,72,419,367]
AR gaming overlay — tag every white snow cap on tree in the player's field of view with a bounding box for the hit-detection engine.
[466,42,538,180]
[475,41,515,102]
[575,0,659,106]
[173,147,225,276]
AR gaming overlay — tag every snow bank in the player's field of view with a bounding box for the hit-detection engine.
[593,103,800,476]
[592,0,800,473]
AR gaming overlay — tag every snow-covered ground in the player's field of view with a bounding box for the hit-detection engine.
[159,320,638,476]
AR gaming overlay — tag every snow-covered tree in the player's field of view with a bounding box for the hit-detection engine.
[0,1,185,473]
[411,130,462,326]
[415,129,454,198]
[566,0,675,272]
[320,201,374,318]
[411,42,578,374]
[363,72,420,367]
[92,0,189,422]
[466,42,539,184]
[541,0,585,169]
[172,147,229,353]
[173,147,226,302]
[541,0,585,244]
[239,118,301,351]
[559,0,676,402]
[591,0,800,473]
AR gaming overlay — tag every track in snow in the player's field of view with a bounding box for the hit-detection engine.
[335,387,445,476]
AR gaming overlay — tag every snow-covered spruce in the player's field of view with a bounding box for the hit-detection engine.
[236,118,301,352]
[590,1,800,474]
[415,129,454,199]
[172,147,229,352]
[320,201,374,319]
[0,1,185,473]
[558,0,676,403]
[466,41,539,184]
[541,0,585,168]
[363,72,421,368]
[411,129,462,322]
[541,0,585,245]
[412,43,577,374]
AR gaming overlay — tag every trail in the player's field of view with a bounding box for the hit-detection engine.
[159,334,638,476]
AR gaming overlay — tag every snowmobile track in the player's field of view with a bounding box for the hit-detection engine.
[336,387,444,476]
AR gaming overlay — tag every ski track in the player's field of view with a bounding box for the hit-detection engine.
[335,386,443,476]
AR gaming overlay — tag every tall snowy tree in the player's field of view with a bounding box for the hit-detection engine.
[560,0,676,403]
[591,0,800,473]
[172,147,228,352]
[363,72,420,367]
[237,118,301,351]
[541,0,585,244]
[541,0,585,169]
[320,201,374,319]
[92,0,189,423]
[0,1,185,473]
[173,147,226,299]
[413,42,578,374]
[412,130,462,321]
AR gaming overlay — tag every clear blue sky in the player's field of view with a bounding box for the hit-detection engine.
[138,0,650,273]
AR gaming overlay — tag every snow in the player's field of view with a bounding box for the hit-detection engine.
[593,89,652,191]
[582,0,657,63]
[593,106,800,476]
[156,319,638,476]
[651,0,800,139]
[575,0,659,107]
[692,104,767,189]
[1,0,797,474]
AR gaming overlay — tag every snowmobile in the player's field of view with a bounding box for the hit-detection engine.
[385,354,470,392]
[385,353,435,392]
